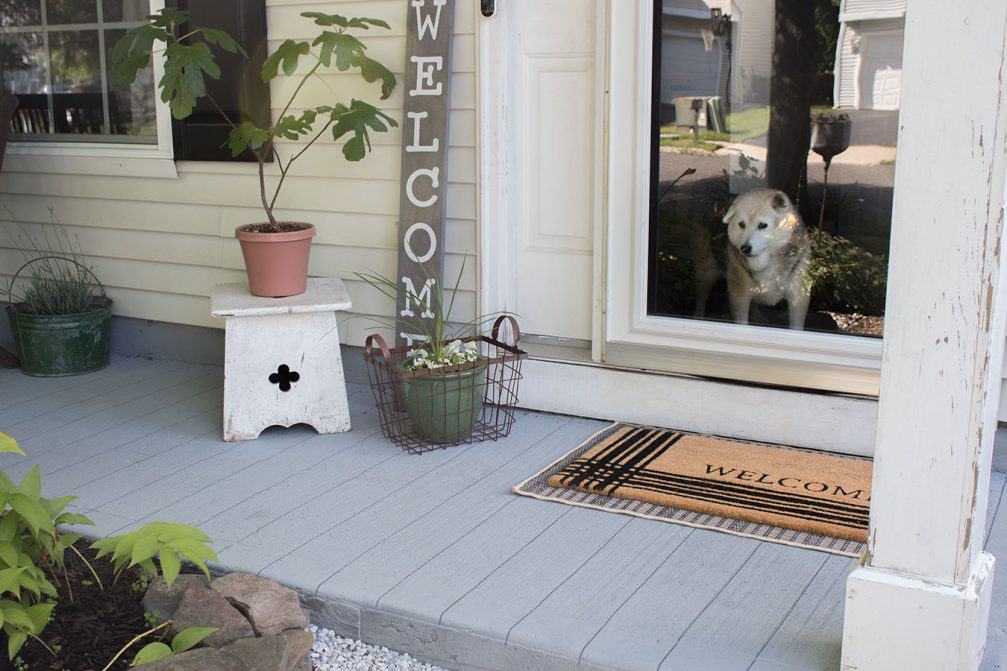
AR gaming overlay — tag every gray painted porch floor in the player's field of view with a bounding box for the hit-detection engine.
[3,353,1007,671]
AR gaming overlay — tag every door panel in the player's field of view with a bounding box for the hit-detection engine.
[512,0,596,340]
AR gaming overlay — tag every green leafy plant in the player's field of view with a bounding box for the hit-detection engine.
[0,433,93,660]
[110,8,398,231]
[91,521,217,588]
[807,229,888,315]
[98,621,216,670]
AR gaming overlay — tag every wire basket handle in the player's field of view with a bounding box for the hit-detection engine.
[6,256,106,307]
[365,332,393,363]
[491,315,521,346]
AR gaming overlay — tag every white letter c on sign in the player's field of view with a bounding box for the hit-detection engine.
[406,167,439,208]
[403,222,437,263]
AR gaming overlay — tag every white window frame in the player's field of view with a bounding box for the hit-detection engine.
[602,0,884,395]
[3,0,176,178]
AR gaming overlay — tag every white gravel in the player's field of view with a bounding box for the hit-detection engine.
[309,625,451,671]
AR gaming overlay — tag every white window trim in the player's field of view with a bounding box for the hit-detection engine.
[3,0,177,178]
[603,0,884,394]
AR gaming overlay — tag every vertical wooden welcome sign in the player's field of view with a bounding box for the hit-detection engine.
[395,0,455,347]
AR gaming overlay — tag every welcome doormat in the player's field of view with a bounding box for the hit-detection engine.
[514,423,871,556]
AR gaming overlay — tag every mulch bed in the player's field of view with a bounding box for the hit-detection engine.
[10,545,158,671]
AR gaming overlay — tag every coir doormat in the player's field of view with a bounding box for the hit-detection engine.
[514,423,871,556]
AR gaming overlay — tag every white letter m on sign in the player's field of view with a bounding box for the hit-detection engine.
[412,0,447,40]
[401,276,436,319]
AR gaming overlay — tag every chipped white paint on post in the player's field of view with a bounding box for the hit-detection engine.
[841,1,1007,669]
[211,279,352,441]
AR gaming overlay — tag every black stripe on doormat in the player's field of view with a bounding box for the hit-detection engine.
[607,478,867,531]
[555,458,869,518]
[556,467,869,528]
[557,464,868,529]
[563,428,661,491]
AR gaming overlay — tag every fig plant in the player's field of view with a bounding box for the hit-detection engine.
[110,9,398,231]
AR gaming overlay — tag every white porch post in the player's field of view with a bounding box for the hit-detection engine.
[841,2,1007,669]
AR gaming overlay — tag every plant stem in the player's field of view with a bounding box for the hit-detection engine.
[268,118,333,211]
[101,620,172,671]
[28,631,57,658]
[69,544,104,591]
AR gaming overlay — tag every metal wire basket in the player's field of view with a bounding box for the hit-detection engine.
[363,316,527,454]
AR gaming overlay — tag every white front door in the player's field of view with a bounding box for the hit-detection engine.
[488,0,601,341]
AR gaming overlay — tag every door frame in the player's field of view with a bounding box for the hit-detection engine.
[478,0,891,406]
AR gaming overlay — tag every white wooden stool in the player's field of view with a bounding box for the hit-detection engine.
[211,278,352,441]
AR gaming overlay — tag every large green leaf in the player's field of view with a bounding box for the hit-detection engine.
[0,433,24,457]
[331,100,398,161]
[261,39,311,82]
[17,466,40,500]
[159,548,180,587]
[160,41,222,119]
[9,493,54,538]
[129,536,160,568]
[0,568,24,595]
[109,24,167,87]
[314,32,367,70]
[131,641,172,666]
[6,627,27,660]
[352,54,396,99]
[0,543,16,569]
[171,626,217,653]
[24,603,53,633]
[227,122,270,158]
[198,27,248,58]
[301,13,392,31]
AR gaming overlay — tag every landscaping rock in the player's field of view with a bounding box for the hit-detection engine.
[221,629,313,671]
[142,575,210,623]
[171,582,255,648]
[134,647,246,670]
[212,572,309,637]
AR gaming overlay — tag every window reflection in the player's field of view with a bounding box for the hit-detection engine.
[0,0,157,141]
[650,0,899,338]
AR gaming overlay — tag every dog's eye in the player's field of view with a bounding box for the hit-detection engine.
[738,222,746,229]
[757,222,768,230]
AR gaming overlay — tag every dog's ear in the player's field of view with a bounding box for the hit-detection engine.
[722,204,737,225]
[770,191,792,212]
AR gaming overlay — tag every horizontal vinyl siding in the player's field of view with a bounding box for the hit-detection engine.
[0,0,479,347]
[840,0,906,22]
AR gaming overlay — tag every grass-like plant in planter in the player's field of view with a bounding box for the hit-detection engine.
[4,212,111,377]
[358,262,526,449]
[111,9,398,298]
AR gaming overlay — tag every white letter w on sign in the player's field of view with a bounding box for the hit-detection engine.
[401,276,436,319]
[412,0,447,40]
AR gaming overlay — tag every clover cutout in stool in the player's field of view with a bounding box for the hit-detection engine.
[269,364,300,392]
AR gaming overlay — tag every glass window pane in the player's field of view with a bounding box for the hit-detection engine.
[105,27,155,136]
[101,0,148,22]
[49,29,104,134]
[0,1,44,26]
[648,0,897,338]
[1,32,50,134]
[45,0,97,24]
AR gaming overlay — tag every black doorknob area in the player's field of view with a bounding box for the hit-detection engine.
[481,0,495,18]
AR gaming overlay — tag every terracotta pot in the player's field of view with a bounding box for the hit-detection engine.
[235,223,316,297]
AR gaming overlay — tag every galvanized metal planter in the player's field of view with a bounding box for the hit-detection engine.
[6,257,111,377]
[364,316,526,454]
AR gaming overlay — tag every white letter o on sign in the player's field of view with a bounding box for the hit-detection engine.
[403,222,437,263]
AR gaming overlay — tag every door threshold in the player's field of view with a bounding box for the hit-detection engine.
[517,337,878,457]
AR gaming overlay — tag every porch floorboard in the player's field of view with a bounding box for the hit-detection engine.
[3,353,1007,671]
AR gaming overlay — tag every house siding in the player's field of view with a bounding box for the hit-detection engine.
[0,0,479,347]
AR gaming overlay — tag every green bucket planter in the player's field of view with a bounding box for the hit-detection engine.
[6,256,111,377]
[398,362,487,444]
[7,298,112,377]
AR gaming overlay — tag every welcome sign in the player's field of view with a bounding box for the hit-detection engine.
[395,0,455,346]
